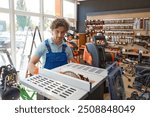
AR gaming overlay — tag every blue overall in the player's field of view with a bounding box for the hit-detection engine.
[44,39,67,69]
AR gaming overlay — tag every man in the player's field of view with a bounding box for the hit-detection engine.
[28,18,77,75]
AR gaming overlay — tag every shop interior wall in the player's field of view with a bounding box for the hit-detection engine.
[77,0,150,33]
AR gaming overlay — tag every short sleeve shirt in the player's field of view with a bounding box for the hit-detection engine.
[33,38,73,67]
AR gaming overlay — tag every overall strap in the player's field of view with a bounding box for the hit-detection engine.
[62,44,67,52]
[45,39,51,52]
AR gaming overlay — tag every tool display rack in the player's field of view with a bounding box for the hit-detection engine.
[85,18,135,45]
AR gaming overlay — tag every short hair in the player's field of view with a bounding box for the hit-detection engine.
[50,18,70,31]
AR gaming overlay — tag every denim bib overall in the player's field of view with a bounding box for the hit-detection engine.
[44,39,67,69]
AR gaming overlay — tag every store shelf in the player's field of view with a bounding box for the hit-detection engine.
[85,17,150,57]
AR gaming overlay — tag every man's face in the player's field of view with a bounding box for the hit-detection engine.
[52,26,66,44]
